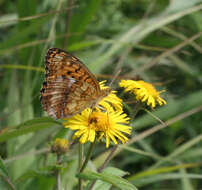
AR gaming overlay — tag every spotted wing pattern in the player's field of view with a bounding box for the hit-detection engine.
[40,48,102,119]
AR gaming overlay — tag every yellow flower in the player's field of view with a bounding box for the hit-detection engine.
[98,81,123,111]
[119,80,166,108]
[96,110,131,148]
[52,138,69,154]
[63,109,131,148]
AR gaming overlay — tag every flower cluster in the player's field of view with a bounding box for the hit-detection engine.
[63,81,131,148]
[63,80,166,148]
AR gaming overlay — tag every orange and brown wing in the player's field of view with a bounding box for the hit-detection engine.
[40,48,100,119]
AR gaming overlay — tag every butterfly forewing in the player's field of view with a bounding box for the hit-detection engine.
[40,48,102,119]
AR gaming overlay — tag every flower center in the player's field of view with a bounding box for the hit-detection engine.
[88,112,110,132]
[89,117,98,124]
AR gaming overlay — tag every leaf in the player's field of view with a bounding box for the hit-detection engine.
[16,126,60,154]
[0,157,17,190]
[130,173,202,187]
[89,2,202,73]
[78,170,138,190]
[68,40,104,51]
[103,167,129,177]
[0,157,9,178]
[0,16,49,51]
[16,169,53,182]
[0,14,17,28]
[0,117,61,143]
[128,163,202,181]
[16,169,56,190]
[67,0,102,46]
[92,167,129,190]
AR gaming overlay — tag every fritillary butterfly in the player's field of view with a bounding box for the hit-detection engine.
[40,48,111,119]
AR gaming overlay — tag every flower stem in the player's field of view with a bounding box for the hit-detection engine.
[80,141,96,173]
[56,171,61,190]
[133,101,142,118]
[2,176,17,190]
[78,144,83,190]
[89,145,118,190]
[98,145,118,172]
[56,154,62,190]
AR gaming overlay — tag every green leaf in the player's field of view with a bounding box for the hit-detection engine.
[103,167,128,177]
[128,163,202,181]
[0,157,16,190]
[16,126,60,154]
[89,2,202,73]
[0,117,61,143]
[67,0,102,46]
[78,170,138,190]
[130,173,202,187]
[68,40,105,51]
[0,157,9,178]
[0,16,49,51]
[16,169,53,182]
[92,167,129,190]
[16,169,56,190]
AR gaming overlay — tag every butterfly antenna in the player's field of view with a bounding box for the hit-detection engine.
[109,69,122,88]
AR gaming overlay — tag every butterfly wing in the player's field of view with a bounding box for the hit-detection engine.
[40,48,100,119]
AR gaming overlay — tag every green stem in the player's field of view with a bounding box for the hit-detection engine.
[56,154,62,190]
[56,171,61,190]
[133,102,142,118]
[98,145,118,172]
[89,145,118,190]
[80,141,96,173]
[2,176,17,190]
[78,144,83,190]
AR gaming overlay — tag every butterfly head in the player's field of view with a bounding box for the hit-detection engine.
[97,88,111,103]
[101,88,111,97]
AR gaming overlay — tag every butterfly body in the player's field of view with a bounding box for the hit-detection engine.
[40,48,110,119]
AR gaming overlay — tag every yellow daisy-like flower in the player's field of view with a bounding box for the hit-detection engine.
[63,109,131,148]
[98,81,123,111]
[51,138,69,154]
[119,80,166,108]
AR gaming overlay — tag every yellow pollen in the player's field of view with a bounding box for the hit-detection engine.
[89,112,110,131]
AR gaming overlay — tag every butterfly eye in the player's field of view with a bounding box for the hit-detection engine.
[40,88,45,93]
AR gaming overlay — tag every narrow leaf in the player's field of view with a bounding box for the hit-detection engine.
[78,171,138,190]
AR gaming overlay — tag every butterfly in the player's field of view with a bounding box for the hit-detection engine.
[40,48,111,119]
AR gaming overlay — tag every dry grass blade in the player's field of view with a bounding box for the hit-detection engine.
[137,31,202,73]
[96,105,202,162]
[0,6,78,25]
[0,32,81,55]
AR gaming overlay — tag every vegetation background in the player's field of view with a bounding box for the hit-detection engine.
[0,0,202,189]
